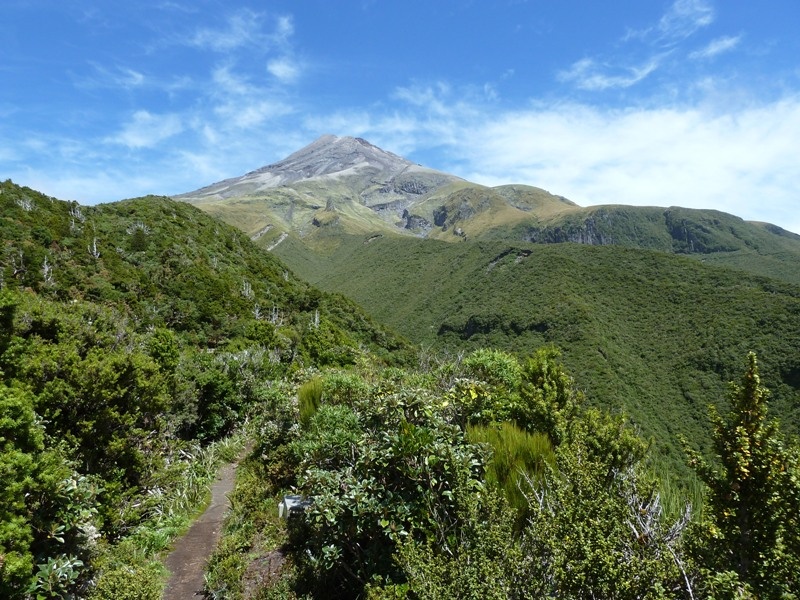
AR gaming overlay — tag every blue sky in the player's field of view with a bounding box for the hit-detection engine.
[2,1,799,233]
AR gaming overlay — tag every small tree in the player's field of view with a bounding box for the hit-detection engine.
[515,346,584,446]
[685,352,800,596]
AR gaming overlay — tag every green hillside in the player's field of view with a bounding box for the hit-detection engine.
[0,180,408,359]
[0,180,410,597]
[271,234,800,469]
[496,202,800,285]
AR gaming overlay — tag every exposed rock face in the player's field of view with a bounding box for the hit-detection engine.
[401,210,433,235]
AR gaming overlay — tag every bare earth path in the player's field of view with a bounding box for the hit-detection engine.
[162,461,237,599]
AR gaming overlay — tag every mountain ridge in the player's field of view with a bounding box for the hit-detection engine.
[175,135,800,285]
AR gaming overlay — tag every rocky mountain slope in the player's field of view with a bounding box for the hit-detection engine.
[176,135,465,238]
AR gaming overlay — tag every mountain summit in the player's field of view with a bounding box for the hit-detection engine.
[176,134,461,204]
[256,134,416,183]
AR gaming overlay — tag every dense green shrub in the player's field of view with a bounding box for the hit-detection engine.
[398,489,535,599]
[321,370,370,406]
[461,348,522,391]
[0,384,42,595]
[524,437,688,598]
[515,346,585,445]
[290,390,485,597]
[89,559,162,600]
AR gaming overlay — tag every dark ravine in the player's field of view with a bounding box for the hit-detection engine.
[162,462,238,599]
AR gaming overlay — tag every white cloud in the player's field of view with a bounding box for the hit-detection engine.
[267,57,300,83]
[208,65,294,128]
[190,9,265,52]
[117,67,145,87]
[563,0,716,92]
[109,110,183,148]
[586,0,729,97]
[393,82,454,114]
[80,64,147,90]
[273,15,294,45]
[211,65,251,95]
[558,57,662,91]
[439,98,800,234]
[214,99,293,128]
[690,35,742,60]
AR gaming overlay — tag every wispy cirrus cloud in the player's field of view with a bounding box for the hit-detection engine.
[689,35,742,60]
[655,0,714,44]
[208,65,295,127]
[78,63,194,97]
[558,57,662,91]
[108,110,183,148]
[625,0,714,45]
[188,9,294,53]
[566,0,716,92]
[79,64,146,89]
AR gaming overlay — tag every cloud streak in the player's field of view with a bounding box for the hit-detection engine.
[558,57,662,91]
[267,57,301,83]
[689,35,742,60]
[656,0,714,44]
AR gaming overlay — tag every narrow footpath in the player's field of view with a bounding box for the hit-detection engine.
[162,461,237,599]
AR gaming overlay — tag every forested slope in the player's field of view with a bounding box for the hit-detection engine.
[272,233,800,469]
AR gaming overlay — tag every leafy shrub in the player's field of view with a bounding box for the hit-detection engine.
[524,442,687,598]
[442,378,514,427]
[322,370,369,406]
[291,404,361,472]
[515,346,584,445]
[89,560,163,600]
[685,353,800,597]
[290,390,485,598]
[398,490,536,599]
[0,384,41,596]
[461,348,522,391]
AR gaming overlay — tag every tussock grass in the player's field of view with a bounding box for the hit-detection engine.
[298,377,324,428]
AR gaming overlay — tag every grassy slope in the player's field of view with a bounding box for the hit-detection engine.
[272,234,800,470]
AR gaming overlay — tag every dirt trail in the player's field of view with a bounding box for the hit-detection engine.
[162,461,237,599]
